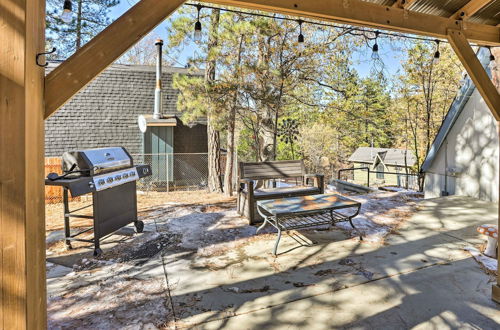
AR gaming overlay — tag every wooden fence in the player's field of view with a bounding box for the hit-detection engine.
[45,157,80,204]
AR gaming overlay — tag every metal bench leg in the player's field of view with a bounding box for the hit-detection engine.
[256,217,269,233]
[273,228,282,256]
[349,218,363,241]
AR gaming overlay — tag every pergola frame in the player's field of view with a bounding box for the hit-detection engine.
[1,0,499,328]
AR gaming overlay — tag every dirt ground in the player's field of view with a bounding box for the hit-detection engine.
[45,190,236,232]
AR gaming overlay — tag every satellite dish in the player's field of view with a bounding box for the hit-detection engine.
[138,115,148,133]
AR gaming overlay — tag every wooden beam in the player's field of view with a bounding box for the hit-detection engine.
[0,0,46,328]
[451,0,494,20]
[447,29,500,121]
[44,0,186,118]
[495,125,500,304]
[205,0,500,46]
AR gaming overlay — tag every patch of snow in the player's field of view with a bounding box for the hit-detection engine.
[331,191,419,242]
[275,181,295,188]
[464,246,498,274]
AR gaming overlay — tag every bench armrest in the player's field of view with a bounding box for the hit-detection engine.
[239,178,254,195]
[304,174,325,193]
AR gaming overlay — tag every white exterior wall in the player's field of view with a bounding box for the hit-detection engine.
[424,89,499,202]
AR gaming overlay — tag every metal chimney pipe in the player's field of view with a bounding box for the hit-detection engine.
[153,39,163,119]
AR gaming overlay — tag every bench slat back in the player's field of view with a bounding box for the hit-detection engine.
[239,160,305,180]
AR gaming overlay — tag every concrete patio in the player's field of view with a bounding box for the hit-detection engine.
[46,194,499,329]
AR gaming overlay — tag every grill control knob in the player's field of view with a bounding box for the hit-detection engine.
[129,171,136,177]
[106,177,113,184]
[115,174,122,181]
[98,179,105,186]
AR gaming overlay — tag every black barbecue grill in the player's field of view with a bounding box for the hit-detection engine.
[45,147,152,256]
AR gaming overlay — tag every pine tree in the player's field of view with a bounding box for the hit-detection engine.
[46,0,119,59]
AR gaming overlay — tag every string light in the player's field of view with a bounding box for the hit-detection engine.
[371,31,380,60]
[433,40,440,64]
[61,0,73,23]
[193,4,203,43]
[297,19,304,43]
[184,2,493,63]
[184,2,454,46]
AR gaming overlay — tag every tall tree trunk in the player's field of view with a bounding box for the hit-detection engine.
[206,9,223,193]
[76,0,82,50]
[224,34,244,196]
[224,97,237,196]
[257,37,275,162]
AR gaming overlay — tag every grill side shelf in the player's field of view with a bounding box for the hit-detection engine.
[45,177,95,197]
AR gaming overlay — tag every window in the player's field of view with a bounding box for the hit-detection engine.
[376,163,384,179]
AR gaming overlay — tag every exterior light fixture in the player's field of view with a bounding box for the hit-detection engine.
[488,47,497,71]
[433,40,440,64]
[371,31,380,60]
[488,46,495,62]
[61,0,73,24]
[194,4,203,43]
[297,20,304,43]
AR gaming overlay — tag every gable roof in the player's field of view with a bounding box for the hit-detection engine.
[348,147,416,167]
[421,47,491,172]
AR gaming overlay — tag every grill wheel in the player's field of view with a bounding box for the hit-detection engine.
[134,220,144,233]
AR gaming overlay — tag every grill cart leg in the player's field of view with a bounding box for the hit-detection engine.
[93,239,103,257]
[63,187,72,250]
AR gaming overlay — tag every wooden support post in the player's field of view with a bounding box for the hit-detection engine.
[44,0,186,118]
[0,0,47,328]
[494,124,500,304]
[447,30,500,121]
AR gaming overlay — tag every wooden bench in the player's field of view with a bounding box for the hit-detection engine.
[237,160,324,225]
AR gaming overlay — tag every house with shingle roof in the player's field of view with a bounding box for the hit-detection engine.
[348,147,416,187]
[44,62,208,187]
[422,47,500,202]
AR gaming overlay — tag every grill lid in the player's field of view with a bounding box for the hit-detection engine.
[62,147,133,176]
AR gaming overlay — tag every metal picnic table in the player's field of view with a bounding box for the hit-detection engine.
[256,193,362,255]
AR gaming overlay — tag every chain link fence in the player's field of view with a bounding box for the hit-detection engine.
[44,153,215,205]
[131,153,211,192]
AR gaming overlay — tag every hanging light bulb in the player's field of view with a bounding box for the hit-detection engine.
[297,20,304,44]
[371,31,380,60]
[193,4,203,43]
[61,0,73,24]
[433,40,441,64]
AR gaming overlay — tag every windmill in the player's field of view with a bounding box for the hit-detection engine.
[278,119,299,159]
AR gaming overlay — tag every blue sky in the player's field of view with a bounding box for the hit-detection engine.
[110,1,403,78]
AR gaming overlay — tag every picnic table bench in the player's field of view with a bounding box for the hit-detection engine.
[237,160,324,225]
[256,194,362,255]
